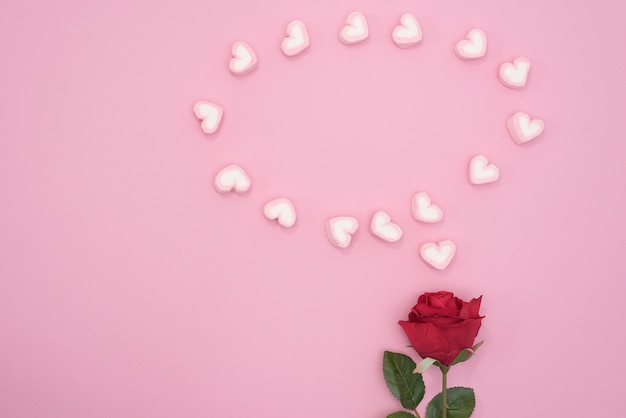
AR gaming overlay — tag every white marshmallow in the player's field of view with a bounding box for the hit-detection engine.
[214,165,251,194]
[281,20,310,57]
[392,13,422,48]
[229,41,258,75]
[455,28,487,59]
[507,112,545,144]
[370,211,402,242]
[326,216,359,248]
[339,12,369,45]
[411,192,443,223]
[499,57,531,89]
[263,198,296,228]
[193,101,223,135]
[469,155,500,185]
[419,240,456,270]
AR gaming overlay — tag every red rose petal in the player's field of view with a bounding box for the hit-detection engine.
[459,296,483,319]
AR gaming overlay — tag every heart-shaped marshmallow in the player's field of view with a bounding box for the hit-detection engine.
[370,211,402,242]
[229,41,258,76]
[193,101,223,135]
[326,216,359,248]
[419,240,456,270]
[263,198,296,228]
[469,155,500,185]
[499,57,531,89]
[392,13,422,48]
[411,192,443,223]
[455,28,487,59]
[214,165,251,194]
[281,20,310,57]
[507,112,545,144]
[339,11,369,45]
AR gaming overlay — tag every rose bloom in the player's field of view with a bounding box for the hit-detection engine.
[399,291,483,366]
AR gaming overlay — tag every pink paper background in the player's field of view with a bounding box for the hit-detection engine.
[1,0,625,417]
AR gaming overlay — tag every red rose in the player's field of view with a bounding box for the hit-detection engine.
[398,291,483,366]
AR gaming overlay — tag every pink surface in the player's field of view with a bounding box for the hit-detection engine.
[1,1,625,417]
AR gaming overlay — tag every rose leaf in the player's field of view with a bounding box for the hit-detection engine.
[387,412,418,418]
[425,387,475,418]
[383,351,426,410]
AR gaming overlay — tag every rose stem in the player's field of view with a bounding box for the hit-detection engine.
[441,366,450,418]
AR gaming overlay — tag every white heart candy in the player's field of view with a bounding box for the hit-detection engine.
[339,11,369,45]
[419,240,456,270]
[370,211,402,242]
[281,20,310,57]
[499,57,531,89]
[326,216,359,248]
[229,41,258,75]
[455,28,487,59]
[263,198,296,228]
[469,155,500,185]
[193,101,223,135]
[507,112,545,144]
[214,165,251,194]
[392,13,422,48]
[411,192,443,223]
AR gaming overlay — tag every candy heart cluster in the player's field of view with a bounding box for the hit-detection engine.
[323,192,456,270]
[193,10,547,273]
[497,57,544,146]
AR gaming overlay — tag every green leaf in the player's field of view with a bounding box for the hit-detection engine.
[450,341,484,366]
[383,351,426,410]
[387,412,417,418]
[425,387,475,418]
